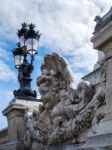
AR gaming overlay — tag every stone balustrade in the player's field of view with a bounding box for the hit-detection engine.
[0,128,8,145]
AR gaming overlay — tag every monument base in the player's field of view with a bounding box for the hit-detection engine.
[1,132,112,150]
[31,132,112,150]
[0,141,24,150]
[1,130,112,150]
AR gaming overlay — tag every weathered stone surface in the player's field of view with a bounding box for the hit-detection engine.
[91,6,112,126]
[23,53,105,149]
[0,141,25,150]
[3,103,25,142]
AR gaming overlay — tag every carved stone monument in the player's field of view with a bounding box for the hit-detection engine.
[1,7,112,150]
[22,52,105,150]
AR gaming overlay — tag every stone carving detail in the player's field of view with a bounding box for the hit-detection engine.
[23,53,105,147]
[94,15,102,29]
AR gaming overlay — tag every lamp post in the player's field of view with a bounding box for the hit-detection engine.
[13,23,41,100]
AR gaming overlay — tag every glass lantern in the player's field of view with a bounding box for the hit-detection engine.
[14,55,24,68]
[26,37,38,55]
[17,23,28,48]
[25,23,41,57]
[20,35,26,48]
[13,48,24,68]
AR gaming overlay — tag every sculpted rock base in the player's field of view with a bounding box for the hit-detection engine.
[23,53,106,149]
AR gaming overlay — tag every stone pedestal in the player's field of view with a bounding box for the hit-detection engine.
[3,103,25,142]
[2,99,41,150]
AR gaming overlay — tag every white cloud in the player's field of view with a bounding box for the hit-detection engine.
[0,59,16,81]
[69,43,98,71]
[37,94,41,99]
[74,72,83,84]
[0,47,16,82]
[5,91,13,99]
[0,0,112,82]
[0,48,10,60]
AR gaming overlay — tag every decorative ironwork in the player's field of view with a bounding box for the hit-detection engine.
[17,22,28,38]
[13,23,41,100]
[26,23,41,41]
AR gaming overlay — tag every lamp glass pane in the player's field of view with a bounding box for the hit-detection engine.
[14,55,24,67]
[20,36,25,47]
[26,38,38,55]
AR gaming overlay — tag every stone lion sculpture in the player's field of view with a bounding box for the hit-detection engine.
[23,53,105,148]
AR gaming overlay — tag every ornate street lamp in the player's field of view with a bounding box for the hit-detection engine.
[13,23,41,100]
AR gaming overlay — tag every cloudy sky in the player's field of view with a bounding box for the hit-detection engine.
[0,0,112,129]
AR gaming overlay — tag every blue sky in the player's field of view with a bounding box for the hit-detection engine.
[0,0,112,129]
